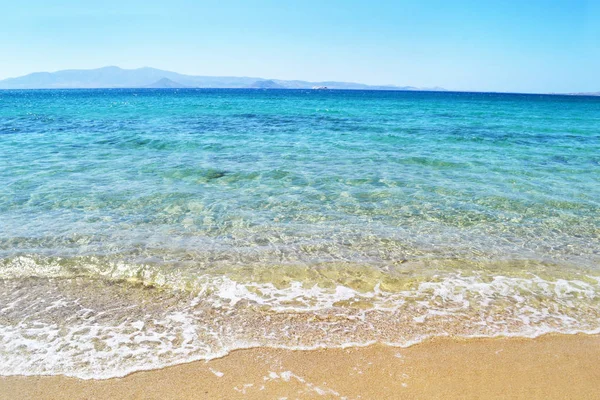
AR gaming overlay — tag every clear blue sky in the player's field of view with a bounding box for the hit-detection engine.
[1,0,599,93]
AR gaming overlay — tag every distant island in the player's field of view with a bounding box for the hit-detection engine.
[143,77,189,89]
[0,66,446,91]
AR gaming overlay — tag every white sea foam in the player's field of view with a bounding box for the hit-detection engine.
[1,269,599,380]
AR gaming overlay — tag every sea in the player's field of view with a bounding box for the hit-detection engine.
[1,89,599,379]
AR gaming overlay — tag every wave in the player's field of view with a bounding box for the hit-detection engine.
[1,256,599,379]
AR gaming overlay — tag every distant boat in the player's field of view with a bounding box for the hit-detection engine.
[312,86,329,90]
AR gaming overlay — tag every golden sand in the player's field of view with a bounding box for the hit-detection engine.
[1,334,599,399]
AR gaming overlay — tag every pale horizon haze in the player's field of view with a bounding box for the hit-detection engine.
[1,0,599,93]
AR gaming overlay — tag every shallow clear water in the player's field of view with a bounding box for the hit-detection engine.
[1,89,599,378]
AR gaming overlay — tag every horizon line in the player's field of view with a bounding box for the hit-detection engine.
[0,65,598,96]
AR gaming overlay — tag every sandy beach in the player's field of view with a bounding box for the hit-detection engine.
[1,333,599,399]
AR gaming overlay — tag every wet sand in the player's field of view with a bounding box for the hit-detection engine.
[1,334,599,399]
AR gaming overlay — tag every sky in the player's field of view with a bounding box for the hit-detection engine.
[0,0,599,93]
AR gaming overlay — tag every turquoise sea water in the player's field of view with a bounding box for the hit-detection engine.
[1,89,599,378]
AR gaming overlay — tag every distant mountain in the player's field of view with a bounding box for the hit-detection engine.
[0,66,446,91]
[247,79,287,89]
[144,77,188,88]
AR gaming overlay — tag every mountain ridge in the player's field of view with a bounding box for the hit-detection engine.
[144,77,189,89]
[0,66,445,91]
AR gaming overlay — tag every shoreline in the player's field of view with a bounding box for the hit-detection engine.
[2,333,599,399]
